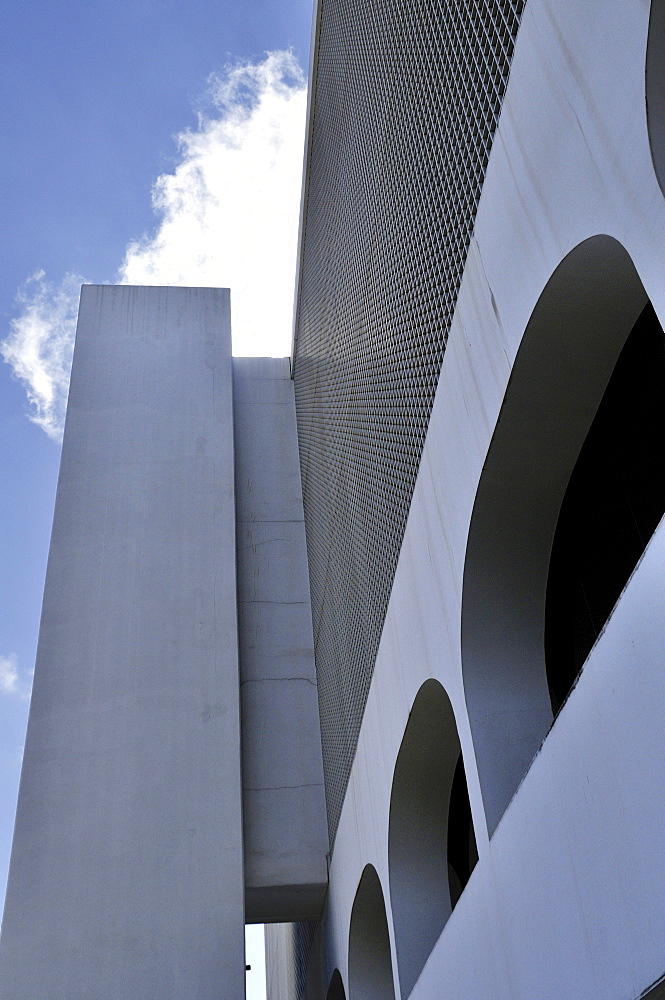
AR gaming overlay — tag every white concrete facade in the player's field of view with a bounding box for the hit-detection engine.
[0,293,329,997]
[0,286,246,999]
[311,3,665,1000]
[4,2,665,998]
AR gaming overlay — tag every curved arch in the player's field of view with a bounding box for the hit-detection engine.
[647,0,665,195]
[348,865,395,1000]
[388,680,477,997]
[326,969,346,1000]
[462,236,649,836]
[546,297,665,710]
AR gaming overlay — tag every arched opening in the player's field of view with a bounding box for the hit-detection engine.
[546,300,665,712]
[388,681,477,997]
[326,969,347,1000]
[446,751,479,910]
[348,865,395,1000]
[462,236,650,836]
[646,0,665,195]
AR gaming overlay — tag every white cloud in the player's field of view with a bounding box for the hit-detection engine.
[1,271,82,441]
[0,654,28,699]
[1,50,307,440]
[120,49,307,361]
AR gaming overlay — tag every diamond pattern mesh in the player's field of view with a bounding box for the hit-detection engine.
[293,0,526,845]
[294,922,316,1000]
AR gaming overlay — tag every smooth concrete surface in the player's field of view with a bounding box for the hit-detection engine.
[265,924,297,1000]
[0,286,245,999]
[234,358,328,923]
[301,3,665,1000]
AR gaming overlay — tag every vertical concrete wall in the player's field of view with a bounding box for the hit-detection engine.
[265,924,297,1000]
[234,358,328,922]
[0,286,245,1000]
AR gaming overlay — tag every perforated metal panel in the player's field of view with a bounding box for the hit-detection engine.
[293,0,526,845]
[293,922,317,1000]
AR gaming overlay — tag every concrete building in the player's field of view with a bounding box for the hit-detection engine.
[0,287,329,999]
[3,1,665,999]
[279,0,665,998]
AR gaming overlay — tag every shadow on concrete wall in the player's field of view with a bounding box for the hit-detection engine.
[388,679,477,998]
[462,235,648,836]
[348,865,395,1000]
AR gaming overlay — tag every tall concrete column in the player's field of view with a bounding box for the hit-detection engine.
[0,286,245,999]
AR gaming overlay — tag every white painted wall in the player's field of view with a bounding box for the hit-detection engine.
[319,2,665,999]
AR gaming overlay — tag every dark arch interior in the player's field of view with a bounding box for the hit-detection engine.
[461,236,648,835]
[326,969,346,1000]
[447,753,479,910]
[389,680,477,997]
[348,865,395,1000]
[546,302,665,713]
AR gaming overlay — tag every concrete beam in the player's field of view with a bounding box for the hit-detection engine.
[234,358,328,923]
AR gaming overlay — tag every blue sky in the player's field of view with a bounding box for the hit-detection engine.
[1,0,312,990]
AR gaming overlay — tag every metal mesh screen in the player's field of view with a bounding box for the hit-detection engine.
[293,922,317,1000]
[293,0,526,844]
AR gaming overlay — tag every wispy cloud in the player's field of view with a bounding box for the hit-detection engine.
[0,654,30,700]
[1,271,83,441]
[2,50,307,440]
